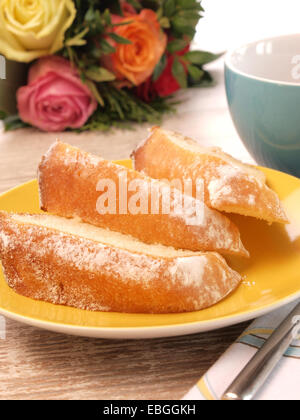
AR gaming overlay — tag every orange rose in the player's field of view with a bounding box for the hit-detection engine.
[105,10,167,86]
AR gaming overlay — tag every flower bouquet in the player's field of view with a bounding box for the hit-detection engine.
[0,0,220,132]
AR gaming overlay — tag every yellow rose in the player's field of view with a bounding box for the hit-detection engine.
[0,0,76,63]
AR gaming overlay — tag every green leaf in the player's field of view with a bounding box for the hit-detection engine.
[167,39,188,54]
[187,64,204,82]
[84,7,94,22]
[103,9,112,25]
[176,0,202,10]
[171,16,196,37]
[2,115,29,131]
[188,69,215,87]
[184,50,223,65]
[179,10,201,23]
[100,39,116,54]
[0,110,7,120]
[159,17,171,29]
[126,0,142,10]
[85,67,116,82]
[108,33,132,45]
[164,0,176,17]
[112,19,134,27]
[156,7,164,20]
[65,27,89,47]
[85,81,104,107]
[172,57,187,89]
[152,54,167,81]
[65,38,87,47]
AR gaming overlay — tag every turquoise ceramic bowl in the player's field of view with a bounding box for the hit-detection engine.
[225,34,300,178]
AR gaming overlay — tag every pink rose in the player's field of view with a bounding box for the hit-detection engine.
[17,56,97,132]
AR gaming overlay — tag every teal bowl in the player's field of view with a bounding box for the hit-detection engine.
[225,34,300,178]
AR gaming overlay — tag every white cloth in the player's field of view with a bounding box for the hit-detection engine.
[183,300,300,400]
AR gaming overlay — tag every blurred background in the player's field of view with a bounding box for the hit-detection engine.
[195,0,300,52]
[1,0,300,187]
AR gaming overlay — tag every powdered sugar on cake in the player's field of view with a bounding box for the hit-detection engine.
[208,165,260,206]
[0,213,242,313]
[0,231,10,249]
[174,256,206,287]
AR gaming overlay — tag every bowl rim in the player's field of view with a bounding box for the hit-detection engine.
[224,33,300,87]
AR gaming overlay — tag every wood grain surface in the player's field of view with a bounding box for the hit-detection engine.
[0,63,253,400]
[0,318,249,400]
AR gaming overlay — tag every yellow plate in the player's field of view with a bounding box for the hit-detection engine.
[0,160,299,339]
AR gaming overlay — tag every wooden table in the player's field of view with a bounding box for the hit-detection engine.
[0,62,254,400]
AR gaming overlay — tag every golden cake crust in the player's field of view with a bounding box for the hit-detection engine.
[0,212,242,314]
[132,127,288,224]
